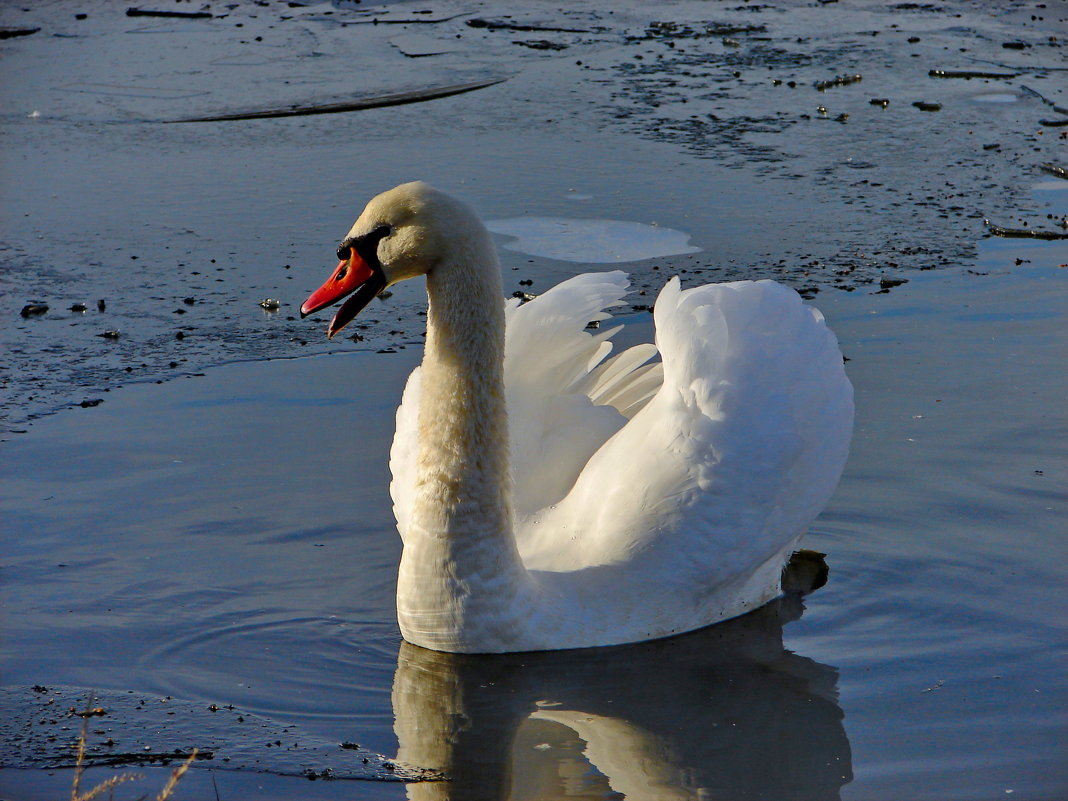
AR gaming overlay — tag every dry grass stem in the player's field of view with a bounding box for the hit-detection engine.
[155,748,198,801]
[70,699,90,801]
[74,774,139,801]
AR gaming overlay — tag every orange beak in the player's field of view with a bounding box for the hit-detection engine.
[300,248,385,339]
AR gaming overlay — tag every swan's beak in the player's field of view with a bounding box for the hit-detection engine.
[300,250,386,339]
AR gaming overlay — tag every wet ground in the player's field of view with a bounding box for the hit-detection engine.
[1,1,1066,799]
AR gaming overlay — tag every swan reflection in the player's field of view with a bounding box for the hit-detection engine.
[392,591,852,800]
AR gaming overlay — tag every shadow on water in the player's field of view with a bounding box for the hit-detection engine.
[393,592,851,800]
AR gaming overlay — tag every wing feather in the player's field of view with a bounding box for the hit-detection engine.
[522,278,853,589]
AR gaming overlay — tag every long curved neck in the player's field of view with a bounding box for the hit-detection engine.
[398,233,533,652]
[416,246,511,535]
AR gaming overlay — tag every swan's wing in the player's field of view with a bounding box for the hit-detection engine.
[524,278,853,587]
[503,271,662,520]
[389,365,421,541]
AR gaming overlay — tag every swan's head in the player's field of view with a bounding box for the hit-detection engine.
[300,181,478,339]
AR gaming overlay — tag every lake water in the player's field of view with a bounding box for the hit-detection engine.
[1,1,1065,799]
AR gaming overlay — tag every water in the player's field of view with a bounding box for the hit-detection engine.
[2,1,1066,799]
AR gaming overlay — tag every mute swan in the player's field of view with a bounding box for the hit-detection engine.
[301,181,853,654]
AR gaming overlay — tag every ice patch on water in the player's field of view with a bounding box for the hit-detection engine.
[486,217,700,263]
[971,92,1019,104]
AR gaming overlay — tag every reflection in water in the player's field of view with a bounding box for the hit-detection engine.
[392,595,852,800]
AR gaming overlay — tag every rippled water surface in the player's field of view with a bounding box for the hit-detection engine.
[2,1,1066,799]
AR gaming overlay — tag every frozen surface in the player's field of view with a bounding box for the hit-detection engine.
[487,217,700,262]
[2,0,1065,429]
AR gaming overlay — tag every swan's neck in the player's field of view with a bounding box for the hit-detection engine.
[417,250,511,535]
[398,235,533,651]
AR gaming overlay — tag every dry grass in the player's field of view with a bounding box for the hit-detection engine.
[70,696,198,801]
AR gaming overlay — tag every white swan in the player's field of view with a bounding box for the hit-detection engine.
[301,181,853,654]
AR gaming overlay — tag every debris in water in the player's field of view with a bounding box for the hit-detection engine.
[259,298,281,310]
[912,101,942,111]
[20,304,48,318]
[126,7,213,19]
[515,39,569,51]
[814,74,862,92]
[0,27,40,39]
[1040,163,1068,181]
[70,303,87,312]
[350,13,468,26]
[98,330,121,339]
[984,219,1068,240]
[869,98,890,108]
[928,69,1018,79]
[466,18,589,34]
[97,299,107,312]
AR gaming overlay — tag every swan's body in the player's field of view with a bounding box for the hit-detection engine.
[302,182,853,653]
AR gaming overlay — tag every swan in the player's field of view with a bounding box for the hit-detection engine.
[300,181,853,654]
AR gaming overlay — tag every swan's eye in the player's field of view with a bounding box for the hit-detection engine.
[337,243,350,261]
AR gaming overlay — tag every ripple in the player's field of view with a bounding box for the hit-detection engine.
[133,612,400,726]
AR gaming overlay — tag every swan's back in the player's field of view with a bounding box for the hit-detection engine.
[391,273,852,647]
